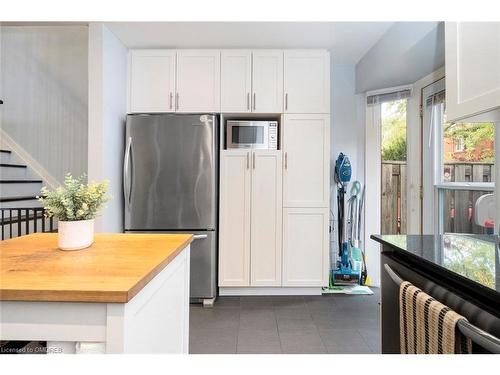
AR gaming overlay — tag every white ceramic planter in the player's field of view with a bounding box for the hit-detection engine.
[58,219,95,251]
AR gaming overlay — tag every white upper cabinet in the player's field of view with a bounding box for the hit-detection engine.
[221,50,252,112]
[282,114,330,208]
[176,50,221,112]
[445,22,500,122]
[128,50,176,113]
[252,50,283,113]
[284,50,330,114]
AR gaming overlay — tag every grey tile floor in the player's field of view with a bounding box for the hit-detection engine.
[189,288,381,354]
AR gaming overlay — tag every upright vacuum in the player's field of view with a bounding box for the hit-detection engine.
[331,153,368,286]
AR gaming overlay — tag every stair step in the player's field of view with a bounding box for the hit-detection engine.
[0,195,38,203]
[0,179,43,183]
[0,151,11,163]
[0,197,41,209]
[0,165,29,179]
[1,180,42,197]
[0,163,27,168]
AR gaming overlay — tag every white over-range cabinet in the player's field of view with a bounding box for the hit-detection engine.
[445,22,500,122]
[127,48,331,294]
[220,50,283,113]
[128,49,220,113]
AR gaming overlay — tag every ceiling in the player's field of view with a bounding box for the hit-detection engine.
[105,22,394,65]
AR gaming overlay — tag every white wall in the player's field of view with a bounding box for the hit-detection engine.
[330,63,366,269]
[356,22,444,93]
[88,23,127,232]
[0,26,88,183]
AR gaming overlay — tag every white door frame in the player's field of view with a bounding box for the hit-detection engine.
[364,103,382,286]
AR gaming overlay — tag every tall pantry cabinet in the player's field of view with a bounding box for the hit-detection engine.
[219,49,331,292]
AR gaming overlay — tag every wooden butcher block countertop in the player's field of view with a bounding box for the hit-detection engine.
[0,233,193,303]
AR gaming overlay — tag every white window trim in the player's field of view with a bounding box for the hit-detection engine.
[425,84,497,234]
[364,84,415,287]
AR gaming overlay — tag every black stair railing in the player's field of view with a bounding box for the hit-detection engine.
[0,208,56,240]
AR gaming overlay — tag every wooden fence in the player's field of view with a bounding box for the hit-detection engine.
[381,161,407,235]
[381,161,494,235]
[442,162,494,234]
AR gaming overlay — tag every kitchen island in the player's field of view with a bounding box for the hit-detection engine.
[0,233,193,354]
[371,234,500,353]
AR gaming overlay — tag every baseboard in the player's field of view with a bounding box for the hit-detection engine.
[0,128,60,190]
[219,287,323,296]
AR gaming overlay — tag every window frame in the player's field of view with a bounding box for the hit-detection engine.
[425,84,495,235]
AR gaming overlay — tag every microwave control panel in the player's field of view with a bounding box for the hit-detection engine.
[268,121,278,150]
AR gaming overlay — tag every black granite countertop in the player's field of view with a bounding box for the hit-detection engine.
[371,234,499,311]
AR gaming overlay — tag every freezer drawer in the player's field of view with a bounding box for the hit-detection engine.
[125,230,217,302]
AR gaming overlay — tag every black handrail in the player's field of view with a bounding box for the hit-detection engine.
[0,207,56,240]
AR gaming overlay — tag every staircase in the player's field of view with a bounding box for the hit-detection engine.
[0,148,56,240]
[0,149,43,207]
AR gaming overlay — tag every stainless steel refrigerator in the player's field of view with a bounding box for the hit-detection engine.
[124,113,218,305]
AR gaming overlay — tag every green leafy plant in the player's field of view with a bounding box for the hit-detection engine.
[37,174,111,221]
[381,100,407,162]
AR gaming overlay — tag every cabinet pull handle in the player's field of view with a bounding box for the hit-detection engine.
[176,93,179,110]
[247,93,250,110]
[246,152,249,169]
[253,152,256,169]
[253,93,256,110]
[285,152,288,169]
[169,92,173,109]
[285,93,288,110]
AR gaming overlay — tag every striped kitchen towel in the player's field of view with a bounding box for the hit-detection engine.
[399,281,472,354]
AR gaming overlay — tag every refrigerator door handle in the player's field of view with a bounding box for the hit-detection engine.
[123,136,132,209]
[193,234,208,240]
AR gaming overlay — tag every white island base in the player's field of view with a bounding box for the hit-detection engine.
[0,247,190,354]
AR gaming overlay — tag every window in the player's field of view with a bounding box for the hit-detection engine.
[453,137,465,152]
[426,86,495,235]
[381,99,407,234]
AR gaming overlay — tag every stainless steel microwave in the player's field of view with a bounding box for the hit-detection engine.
[226,120,278,149]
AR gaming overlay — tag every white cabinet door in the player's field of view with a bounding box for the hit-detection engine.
[128,50,176,113]
[284,50,330,114]
[176,50,220,112]
[221,50,252,112]
[283,114,330,207]
[219,150,251,287]
[282,207,329,287]
[250,150,283,286]
[445,22,500,122]
[252,50,283,113]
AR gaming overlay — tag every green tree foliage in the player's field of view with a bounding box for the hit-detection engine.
[443,236,495,288]
[381,100,407,161]
[444,122,494,162]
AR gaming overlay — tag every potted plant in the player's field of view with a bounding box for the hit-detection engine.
[38,174,111,250]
